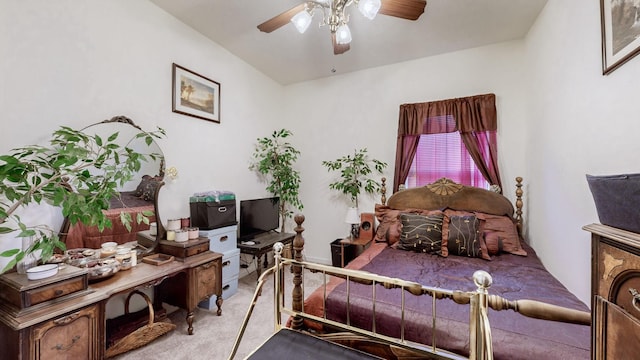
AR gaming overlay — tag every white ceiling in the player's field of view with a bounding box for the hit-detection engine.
[150,0,548,85]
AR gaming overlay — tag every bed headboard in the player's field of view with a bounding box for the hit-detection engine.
[381,177,524,231]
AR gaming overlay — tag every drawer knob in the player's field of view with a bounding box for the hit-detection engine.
[630,288,640,312]
[223,260,230,267]
[220,235,228,242]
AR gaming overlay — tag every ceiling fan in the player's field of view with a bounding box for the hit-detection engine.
[257,0,427,55]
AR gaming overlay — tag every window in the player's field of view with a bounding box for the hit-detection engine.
[405,132,490,189]
[393,93,500,193]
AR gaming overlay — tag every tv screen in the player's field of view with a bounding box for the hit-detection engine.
[239,197,280,240]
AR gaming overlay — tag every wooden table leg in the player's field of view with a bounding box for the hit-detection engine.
[186,311,194,335]
[216,296,223,316]
[255,255,263,279]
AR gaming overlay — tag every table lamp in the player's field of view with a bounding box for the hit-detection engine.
[345,207,360,240]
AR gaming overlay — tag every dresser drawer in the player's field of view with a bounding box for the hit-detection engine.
[0,266,89,311]
[201,225,237,253]
[194,260,220,303]
[30,304,100,360]
[25,277,87,308]
[221,248,240,283]
[596,240,640,299]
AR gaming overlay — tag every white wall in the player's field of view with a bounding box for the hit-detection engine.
[525,0,640,304]
[2,0,624,308]
[0,0,284,270]
[283,41,528,264]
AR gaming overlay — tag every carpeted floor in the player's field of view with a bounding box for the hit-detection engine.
[114,266,324,360]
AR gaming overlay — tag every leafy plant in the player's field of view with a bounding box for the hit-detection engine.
[322,148,387,208]
[0,125,165,273]
[249,129,303,233]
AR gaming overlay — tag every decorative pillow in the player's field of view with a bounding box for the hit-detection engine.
[374,204,440,245]
[446,215,488,259]
[133,175,162,201]
[475,212,527,256]
[397,213,444,255]
[442,209,473,257]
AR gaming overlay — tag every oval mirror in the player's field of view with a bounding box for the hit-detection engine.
[60,116,165,253]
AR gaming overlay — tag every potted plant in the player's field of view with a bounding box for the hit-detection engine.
[0,124,165,273]
[322,148,387,209]
[249,129,303,233]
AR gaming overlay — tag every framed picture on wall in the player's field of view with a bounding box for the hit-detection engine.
[601,0,640,74]
[172,63,220,123]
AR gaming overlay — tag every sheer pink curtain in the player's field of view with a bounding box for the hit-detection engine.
[393,93,500,192]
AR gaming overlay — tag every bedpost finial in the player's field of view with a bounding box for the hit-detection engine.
[273,241,284,255]
[294,213,305,226]
[473,270,492,292]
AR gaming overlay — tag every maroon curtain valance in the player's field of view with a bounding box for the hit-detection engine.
[397,93,497,135]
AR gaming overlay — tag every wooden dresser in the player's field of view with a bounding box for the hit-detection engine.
[584,223,640,359]
[0,251,222,359]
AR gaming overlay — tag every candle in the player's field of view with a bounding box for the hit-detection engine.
[166,230,176,241]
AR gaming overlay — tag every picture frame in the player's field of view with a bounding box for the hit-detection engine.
[601,0,640,75]
[172,63,220,123]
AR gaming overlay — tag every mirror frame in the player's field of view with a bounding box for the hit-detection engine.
[59,115,166,254]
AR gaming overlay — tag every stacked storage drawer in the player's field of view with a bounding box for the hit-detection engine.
[198,225,239,310]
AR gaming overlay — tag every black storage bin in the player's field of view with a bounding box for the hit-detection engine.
[331,239,356,268]
[587,173,640,233]
[190,199,237,230]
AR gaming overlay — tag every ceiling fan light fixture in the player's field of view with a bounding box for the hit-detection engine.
[358,0,381,20]
[291,10,313,34]
[335,24,352,45]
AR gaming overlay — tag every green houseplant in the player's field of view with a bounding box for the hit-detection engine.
[322,148,387,209]
[249,129,303,233]
[0,124,165,273]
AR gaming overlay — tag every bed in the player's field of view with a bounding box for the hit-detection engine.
[293,177,590,359]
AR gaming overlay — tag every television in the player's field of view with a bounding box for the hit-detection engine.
[239,197,280,240]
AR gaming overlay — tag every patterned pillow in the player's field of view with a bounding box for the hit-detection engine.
[133,175,162,201]
[446,215,487,259]
[374,204,442,245]
[397,213,444,255]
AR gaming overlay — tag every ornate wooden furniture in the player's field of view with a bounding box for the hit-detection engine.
[0,251,221,359]
[584,223,640,359]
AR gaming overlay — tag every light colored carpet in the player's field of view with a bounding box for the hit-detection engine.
[114,266,325,360]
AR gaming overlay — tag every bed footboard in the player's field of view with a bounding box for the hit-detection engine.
[229,215,590,360]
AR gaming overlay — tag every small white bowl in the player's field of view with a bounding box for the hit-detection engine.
[26,264,59,280]
[101,242,118,252]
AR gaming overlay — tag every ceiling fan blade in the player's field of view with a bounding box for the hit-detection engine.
[257,3,307,33]
[332,33,350,55]
[379,0,427,21]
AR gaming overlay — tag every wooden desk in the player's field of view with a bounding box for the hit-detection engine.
[0,251,222,359]
[237,232,295,278]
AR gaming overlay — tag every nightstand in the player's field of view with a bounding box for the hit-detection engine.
[338,235,372,267]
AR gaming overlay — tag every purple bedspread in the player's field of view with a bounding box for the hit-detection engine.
[324,242,590,359]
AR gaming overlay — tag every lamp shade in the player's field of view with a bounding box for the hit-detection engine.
[291,10,312,33]
[335,24,352,44]
[345,207,360,224]
[358,0,381,20]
